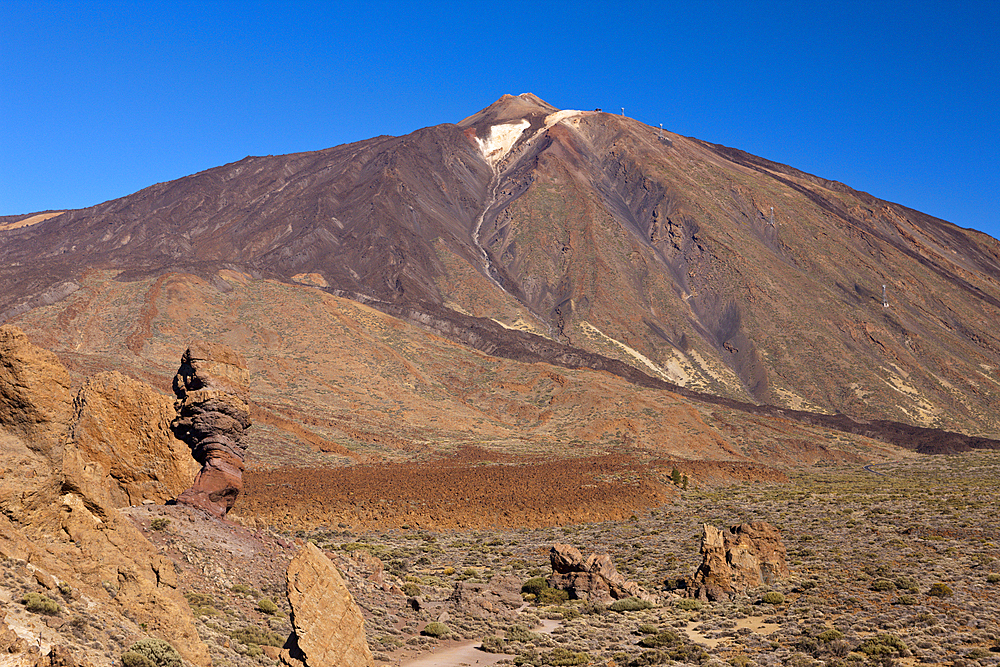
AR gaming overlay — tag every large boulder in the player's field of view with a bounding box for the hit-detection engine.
[285,542,374,667]
[63,371,199,509]
[548,543,658,603]
[173,341,252,518]
[688,522,790,600]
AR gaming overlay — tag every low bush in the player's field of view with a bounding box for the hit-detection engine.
[521,577,549,595]
[481,636,506,653]
[421,621,450,638]
[150,518,170,531]
[927,583,953,598]
[676,598,703,611]
[986,573,1000,584]
[402,582,422,597]
[230,625,284,647]
[536,587,569,605]
[22,592,59,615]
[760,591,785,605]
[121,639,183,667]
[609,597,653,613]
[638,630,681,648]
[257,597,278,614]
[858,633,909,659]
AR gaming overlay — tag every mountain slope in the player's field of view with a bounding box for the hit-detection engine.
[3,93,1000,440]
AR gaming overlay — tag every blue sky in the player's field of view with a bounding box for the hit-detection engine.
[3,1,998,240]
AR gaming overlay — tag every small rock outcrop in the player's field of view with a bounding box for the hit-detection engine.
[688,522,790,600]
[548,543,658,603]
[449,574,523,620]
[172,342,252,518]
[284,542,374,667]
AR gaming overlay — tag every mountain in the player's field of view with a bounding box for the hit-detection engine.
[3,93,1000,462]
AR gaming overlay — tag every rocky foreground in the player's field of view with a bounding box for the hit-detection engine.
[1,326,999,667]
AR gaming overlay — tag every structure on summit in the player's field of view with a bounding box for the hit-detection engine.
[172,342,252,519]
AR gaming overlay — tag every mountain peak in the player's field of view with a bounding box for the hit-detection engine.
[458,93,560,128]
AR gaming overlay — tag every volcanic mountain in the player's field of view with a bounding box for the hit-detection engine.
[4,93,1000,468]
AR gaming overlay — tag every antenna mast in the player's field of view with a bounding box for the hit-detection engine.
[882,284,889,308]
[769,207,775,226]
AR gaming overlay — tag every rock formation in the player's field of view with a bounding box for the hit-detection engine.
[449,575,523,620]
[64,371,199,509]
[548,543,659,603]
[0,325,210,666]
[284,542,374,667]
[172,341,252,518]
[687,522,790,601]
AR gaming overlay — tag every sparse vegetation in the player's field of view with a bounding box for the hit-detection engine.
[121,638,183,667]
[22,592,59,615]
[609,597,654,612]
[421,621,450,638]
[257,597,278,614]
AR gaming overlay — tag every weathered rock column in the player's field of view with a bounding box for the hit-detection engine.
[172,342,252,519]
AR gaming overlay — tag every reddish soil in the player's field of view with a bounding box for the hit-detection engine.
[235,447,793,531]
[237,449,669,531]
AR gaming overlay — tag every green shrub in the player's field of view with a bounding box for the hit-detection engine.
[521,577,549,595]
[871,579,895,592]
[630,650,670,666]
[184,591,220,617]
[506,625,539,643]
[402,582,422,597]
[230,625,284,647]
[257,597,278,614]
[121,653,155,667]
[927,582,953,598]
[536,587,569,605]
[122,639,182,667]
[421,622,450,638]
[817,629,844,642]
[636,624,659,635]
[893,576,919,592]
[638,630,681,648]
[481,636,506,653]
[986,573,1000,584]
[675,598,703,610]
[609,597,653,613]
[760,591,785,605]
[729,655,754,667]
[22,592,59,615]
[150,518,170,531]
[858,634,909,659]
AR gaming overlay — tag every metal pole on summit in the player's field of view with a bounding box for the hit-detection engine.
[621,107,625,116]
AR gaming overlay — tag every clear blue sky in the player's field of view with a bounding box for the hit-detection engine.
[3,1,998,240]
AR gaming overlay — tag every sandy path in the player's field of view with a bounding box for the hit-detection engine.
[401,618,561,667]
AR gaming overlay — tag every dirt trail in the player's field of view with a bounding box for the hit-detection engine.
[401,618,561,667]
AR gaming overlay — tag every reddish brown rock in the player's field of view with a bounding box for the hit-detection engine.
[173,342,252,518]
[688,522,790,600]
[548,543,658,603]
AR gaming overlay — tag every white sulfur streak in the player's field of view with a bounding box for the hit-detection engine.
[475,119,530,165]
